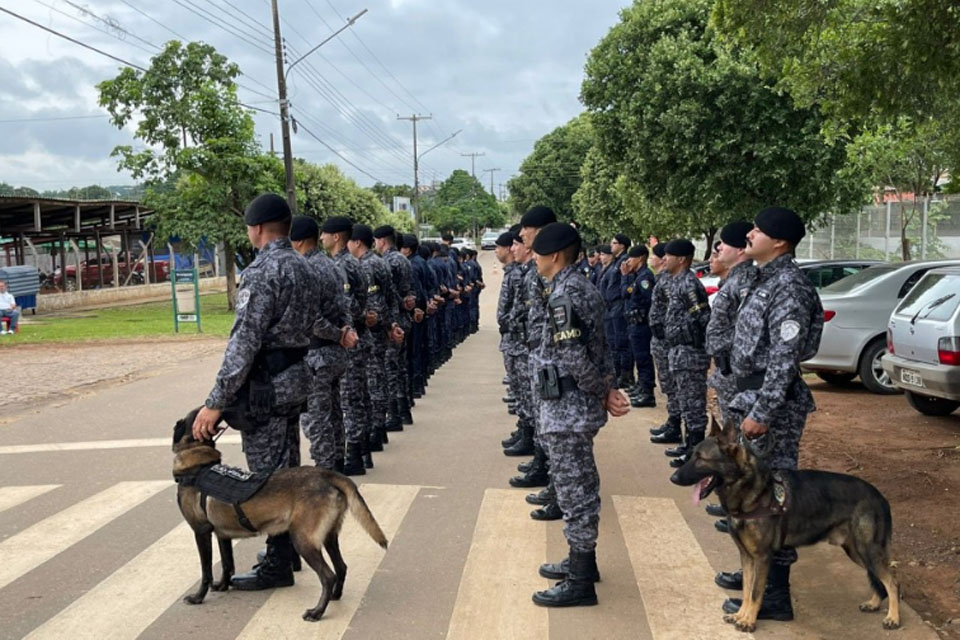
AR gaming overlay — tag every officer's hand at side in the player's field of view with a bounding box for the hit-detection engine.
[389,325,404,343]
[741,417,768,438]
[365,311,378,327]
[192,406,223,441]
[403,295,416,311]
[413,308,425,323]
[341,326,358,349]
[619,261,630,276]
[605,389,630,417]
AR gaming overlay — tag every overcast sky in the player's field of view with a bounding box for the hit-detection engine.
[0,0,630,194]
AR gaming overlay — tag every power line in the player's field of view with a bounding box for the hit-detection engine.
[0,6,147,70]
[169,0,273,55]
[30,0,157,56]
[61,0,160,50]
[293,116,392,184]
[0,114,107,124]
[120,0,187,40]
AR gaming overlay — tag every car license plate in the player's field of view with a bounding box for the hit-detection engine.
[900,369,923,387]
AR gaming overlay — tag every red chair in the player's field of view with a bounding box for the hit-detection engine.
[1,316,17,333]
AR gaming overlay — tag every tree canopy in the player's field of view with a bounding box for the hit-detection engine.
[422,169,504,235]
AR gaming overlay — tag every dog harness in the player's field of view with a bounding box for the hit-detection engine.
[175,463,271,533]
[726,471,791,546]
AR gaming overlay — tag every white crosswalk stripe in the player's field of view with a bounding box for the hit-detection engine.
[0,481,170,591]
[0,485,60,514]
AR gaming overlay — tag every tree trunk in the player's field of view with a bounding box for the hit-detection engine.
[703,227,717,261]
[224,239,237,310]
[899,202,913,261]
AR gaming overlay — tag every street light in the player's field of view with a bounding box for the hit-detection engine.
[411,129,462,230]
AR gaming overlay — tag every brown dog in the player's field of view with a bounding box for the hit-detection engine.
[172,408,388,622]
[670,416,900,633]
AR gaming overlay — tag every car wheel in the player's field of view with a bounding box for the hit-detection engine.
[857,338,899,395]
[816,372,857,386]
[905,391,960,416]
[65,278,77,292]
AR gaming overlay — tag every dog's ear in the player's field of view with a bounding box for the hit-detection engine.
[172,407,203,450]
[707,413,722,439]
[715,415,739,445]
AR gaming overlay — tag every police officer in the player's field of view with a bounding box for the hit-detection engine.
[661,239,711,469]
[321,216,370,476]
[350,224,403,455]
[495,231,521,419]
[401,234,432,399]
[621,244,657,408]
[598,234,630,388]
[290,216,358,474]
[528,223,630,607]
[192,193,318,591]
[717,208,823,622]
[374,225,416,430]
[648,243,683,443]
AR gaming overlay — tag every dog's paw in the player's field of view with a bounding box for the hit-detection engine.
[860,601,881,612]
[723,614,737,625]
[735,619,757,633]
[212,580,230,592]
[882,616,901,630]
[302,609,323,622]
[183,594,204,605]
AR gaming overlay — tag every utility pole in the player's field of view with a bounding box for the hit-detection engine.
[270,0,296,213]
[461,152,485,177]
[482,168,500,197]
[397,114,431,230]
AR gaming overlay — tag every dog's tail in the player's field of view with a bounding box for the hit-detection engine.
[326,474,389,550]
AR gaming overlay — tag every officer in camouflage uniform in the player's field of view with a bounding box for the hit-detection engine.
[495,231,521,426]
[661,239,711,469]
[321,216,370,476]
[351,224,404,456]
[717,208,823,622]
[374,225,416,431]
[527,223,630,608]
[503,230,537,457]
[192,193,318,591]
[290,216,357,473]
[648,243,683,443]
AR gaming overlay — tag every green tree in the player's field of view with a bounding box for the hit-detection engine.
[41,185,113,200]
[508,114,594,220]
[369,182,414,207]
[580,0,859,255]
[0,183,40,197]
[98,40,264,307]
[422,170,504,235]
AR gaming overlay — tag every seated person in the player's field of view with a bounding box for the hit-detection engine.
[0,281,20,334]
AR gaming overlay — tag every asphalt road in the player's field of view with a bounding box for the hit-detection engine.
[0,251,938,640]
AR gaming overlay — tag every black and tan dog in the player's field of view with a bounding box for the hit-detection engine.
[670,416,900,633]
[172,408,388,622]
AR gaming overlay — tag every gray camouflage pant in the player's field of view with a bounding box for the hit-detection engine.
[242,405,301,473]
[365,332,389,428]
[301,346,348,469]
[540,430,600,553]
[668,347,709,434]
[652,338,680,419]
[385,341,404,404]
[341,341,370,446]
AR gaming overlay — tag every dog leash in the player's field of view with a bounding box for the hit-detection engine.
[738,429,776,459]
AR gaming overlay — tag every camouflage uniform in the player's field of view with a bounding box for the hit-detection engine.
[508,261,536,426]
[533,264,613,553]
[497,262,523,403]
[523,261,550,435]
[664,269,711,435]
[205,238,318,473]
[301,248,352,469]
[705,260,758,418]
[334,247,370,449]
[649,272,680,421]
[359,250,397,431]
[382,247,415,411]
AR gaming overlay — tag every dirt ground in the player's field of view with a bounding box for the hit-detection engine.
[0,338,225,418]
[800,378,960,638]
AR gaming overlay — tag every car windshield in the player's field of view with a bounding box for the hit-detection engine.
[821,264,898,293]
[895,273,960,322]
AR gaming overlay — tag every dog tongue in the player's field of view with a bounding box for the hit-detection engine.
[693,477,710,506]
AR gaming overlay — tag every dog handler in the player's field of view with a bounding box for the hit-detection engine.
[529,222,630,607]
[716,207,824,620]
[192,193,319,590]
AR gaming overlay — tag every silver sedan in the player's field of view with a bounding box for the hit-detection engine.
[802,259,960,394]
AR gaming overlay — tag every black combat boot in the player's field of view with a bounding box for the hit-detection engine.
[509,445,549,487]
[631,388,656,408]
[399,397,414,425]
[502,429,522,448]
[233,534,295,590]
[362,436,375,469]
[368,427,384,452]
[385,400,403,432]
[705,503,726,517]
[650,417,683,443]
[255,548,302,572]
[669,430,704,468]
[722,563,794,621]
[715,568,743,590]
[333,458,345,474]
[530,501,562,521]
[503,424,534,457]
[343,442,366,476]
[502,394,516,403]
[526,484,556,506]
[507,405,518,416]
[539,552,601,582]
[714,518,731,533]
[532,549,598,607]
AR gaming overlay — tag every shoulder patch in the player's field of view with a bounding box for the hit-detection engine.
[551,303,567,327]
[640,279,650,290]
[344,283,351,292]
[236,289,251,312]
[780,320,801,342]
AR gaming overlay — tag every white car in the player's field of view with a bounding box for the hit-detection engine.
[480,231,500,250]
[451,237,476,251]
[882,267,960,416]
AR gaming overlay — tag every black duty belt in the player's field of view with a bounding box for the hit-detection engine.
[735,372,765,392]
[258,347,308,375]
[557,376,579,394]
[309,337,339,349]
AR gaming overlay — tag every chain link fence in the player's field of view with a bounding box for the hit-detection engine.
[798,194,960,261]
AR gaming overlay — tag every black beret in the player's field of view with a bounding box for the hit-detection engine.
[449,247,460,257]
[614,233,632,248]
[244,193,291,226]
[373,225,396,239]
[533,222,581,255]
[509,223,522,235]
[439,244,450,256]
[417,244,431,259]
[321,216,353,234]
[403,233,419,251]
[720,221,754,249]
[441,232,454,242]
[520,205,557,228]
[627,244,649,258]
[586,247,597,256]
[665,238,695,257]
[754,207,805,245]
[289,216,319,241]
[651,243,666,258]
[495,232,514,247]
[512,232,525,245]
[598,244,612,255]
[351,224,374,247]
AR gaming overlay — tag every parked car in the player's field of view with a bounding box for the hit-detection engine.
[802,259,960,394]
[451,237,476,251]
[53,254,170,291]
[882,267,960,416]
[481,230,501,250]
